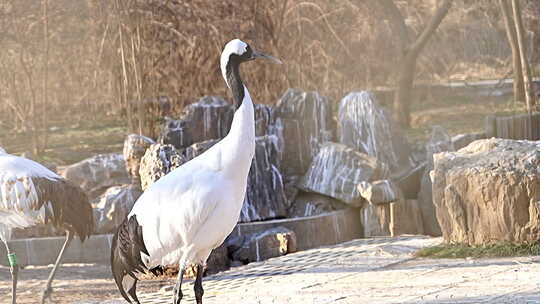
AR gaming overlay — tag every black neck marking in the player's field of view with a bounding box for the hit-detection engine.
[226,54,247,110]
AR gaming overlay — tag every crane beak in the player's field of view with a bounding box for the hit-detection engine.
[252,50,282,64]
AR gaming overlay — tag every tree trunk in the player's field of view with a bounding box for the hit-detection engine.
[499,0,525,104]
[393,52,417,127]
[511,0,534,112]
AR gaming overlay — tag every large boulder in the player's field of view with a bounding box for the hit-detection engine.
[93,184,142,234]
[123,134,156,185]
[139,136,288,223]
[273,89,333,176]
[433,138,540,245]
[139,144,186,190]
[417,126,454,236]
[159,96,234,149]
[241,135,288,222]
[337,91,413,175]
[61,153,130,200]
[300,142,389,206]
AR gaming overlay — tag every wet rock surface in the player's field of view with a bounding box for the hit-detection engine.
[273,88,333,176]
[159,96,234,149]
[241,135,288,222]
[123,134,156,185]
[337,91,413,174]
[93,184,142,234]
[433,138,540,245]
[61,153,130,200]
[300,142,389,206]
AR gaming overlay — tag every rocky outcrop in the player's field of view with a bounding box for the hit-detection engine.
[433,138,540,245]
[390,199,424,236]
[300,142,389,206]
[229,227,297,263]
[273,89,333,176]
[93,184,142,234]
[160,96,234,149]
[61,153,130,200]
[123,134,156,185]
[418,126,454,236]
[451,132,486,150]
[139,144,186,190]
[241,135,288,222]
[337,91,413,174]
[288,192,344,218]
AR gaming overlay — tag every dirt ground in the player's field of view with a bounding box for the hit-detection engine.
[0,263,173,304]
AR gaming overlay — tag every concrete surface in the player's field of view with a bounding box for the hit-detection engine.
[3,236,540,304]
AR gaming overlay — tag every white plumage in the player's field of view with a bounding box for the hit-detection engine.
[111,39,281,304]
[0,148,93,304]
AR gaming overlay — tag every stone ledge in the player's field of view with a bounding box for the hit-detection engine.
[1,208,361,266]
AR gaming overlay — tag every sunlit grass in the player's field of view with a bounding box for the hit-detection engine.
[416,241,540,259]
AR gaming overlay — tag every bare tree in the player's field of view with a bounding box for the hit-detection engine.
[363,0,452,127]
[511,0,534,111]
[499,0,525,104]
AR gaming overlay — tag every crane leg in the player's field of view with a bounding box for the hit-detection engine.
[194,264,204,304]
[3,240,19,304]
[41,230,73,304]
[172,265,186,304]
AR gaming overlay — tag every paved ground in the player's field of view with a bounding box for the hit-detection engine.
[2,236,540,304]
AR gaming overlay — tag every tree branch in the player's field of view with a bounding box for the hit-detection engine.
[409,0,453,55]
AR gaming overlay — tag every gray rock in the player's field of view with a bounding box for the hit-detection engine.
[93,184,142,234]
[390,199,424,236]
[241,135,288,222]
[159,96,234,149]
[139,144,186,191]
[229,227,297,263]
[123,134,156,185]
[451,132,486,150]
[358,179,403,205]
[338,91,413,174]
[300,142,389,206]
[273,88,333,176]
[433,138,540,245]
[288,192,345,218]
[417,126,454,236]
[393,162,426,199]
[61,153,130,200]
[360,203,391,237]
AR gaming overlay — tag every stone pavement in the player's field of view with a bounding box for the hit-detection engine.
[80,236,540,304]
[4,236,540,303]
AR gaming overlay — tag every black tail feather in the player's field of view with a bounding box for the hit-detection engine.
[111,215,149,303]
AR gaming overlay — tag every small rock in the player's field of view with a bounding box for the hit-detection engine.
[230,227,297,263]
[358,179,403,205]
[139,144,186,191]
[93,185,142,234]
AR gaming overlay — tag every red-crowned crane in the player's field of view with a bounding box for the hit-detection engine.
[110,39,281,304]
[0,147,94,304]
